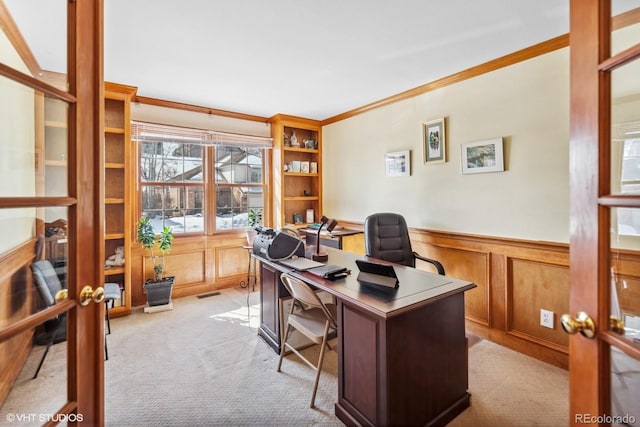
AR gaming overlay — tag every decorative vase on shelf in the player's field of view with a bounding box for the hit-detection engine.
[290,131,300,147]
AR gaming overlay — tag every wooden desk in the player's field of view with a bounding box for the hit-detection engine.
[299,227,364,254]
[256,248,476,426]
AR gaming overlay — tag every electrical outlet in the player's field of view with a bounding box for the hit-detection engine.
[540,309,554,329]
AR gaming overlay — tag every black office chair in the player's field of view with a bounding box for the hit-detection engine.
[31,260,67,379]
[103,282,121,360]
[364,212,445,275]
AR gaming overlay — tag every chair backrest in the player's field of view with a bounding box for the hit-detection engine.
[364,213,415,267]
[280,273,337,328]
[35,234,45,261]
[31,260,64,308]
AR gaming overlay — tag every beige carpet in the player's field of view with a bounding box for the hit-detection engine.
[0,287,568,426]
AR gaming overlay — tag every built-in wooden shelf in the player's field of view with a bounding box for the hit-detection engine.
[45,120,67,128]
[283,147,319,154]
[105,198,125,204]
[105,127,125,134]
[105,233,125,240]
[284,196,320,201]
[271,115,322,228]
[105,162,125,169]
[45,160,67,167]
[105,267,125,276]
[284,172,319,177]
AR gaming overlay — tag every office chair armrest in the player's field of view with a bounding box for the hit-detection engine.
[413,252,446,275]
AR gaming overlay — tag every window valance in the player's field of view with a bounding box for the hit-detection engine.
[131,121,273,148]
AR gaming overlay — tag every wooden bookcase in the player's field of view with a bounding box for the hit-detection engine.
[270,114,322,229]
[34,95,71,260]
[103,83,136,316]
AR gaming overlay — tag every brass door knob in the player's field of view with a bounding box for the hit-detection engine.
[79,285,105,306]
[561,311,596,339]
[610,316,625,335]
[54,289,68,303]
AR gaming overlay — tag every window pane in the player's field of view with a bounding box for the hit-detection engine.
[215,147,263,185]
[216,186,264,230]
[140,141,202,183]
[141,186,203,234]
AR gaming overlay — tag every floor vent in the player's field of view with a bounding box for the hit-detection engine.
[196,292,221,299]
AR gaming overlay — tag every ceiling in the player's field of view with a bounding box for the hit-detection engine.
[4,1,639,121]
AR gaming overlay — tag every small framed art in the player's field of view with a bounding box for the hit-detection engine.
[385,151,410,177]
[461,137,504,174]
[423,117,446,164]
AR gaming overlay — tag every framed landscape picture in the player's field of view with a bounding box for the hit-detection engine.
[423,117,446,164]
[461,137,504,174]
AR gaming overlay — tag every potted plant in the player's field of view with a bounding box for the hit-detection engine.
[137,217,175,308]
[246,208,263,246]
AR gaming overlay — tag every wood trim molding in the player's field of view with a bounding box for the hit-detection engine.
[0,63,75,102]
[134,95,270,124]
[105,81,138,97]
[612,6,640,30]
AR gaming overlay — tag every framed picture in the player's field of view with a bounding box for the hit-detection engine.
[385,151,410,177]
[461,137,504,174]
[423,117,446,164]
[300,161,310,173]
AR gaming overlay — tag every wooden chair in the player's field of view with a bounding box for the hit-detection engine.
[277,273,337,408]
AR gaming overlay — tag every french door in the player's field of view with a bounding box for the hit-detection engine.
[0,0,105,425]
[567,0,640,425]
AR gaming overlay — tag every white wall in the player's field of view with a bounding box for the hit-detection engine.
[323,48,570,243]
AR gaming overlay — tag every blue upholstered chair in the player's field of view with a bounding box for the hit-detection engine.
[31,260,67,378]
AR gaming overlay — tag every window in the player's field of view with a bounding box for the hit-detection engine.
[618,137,640,236]
[140,139,204,234]
[215,145,265,229]
[133,122,270,234]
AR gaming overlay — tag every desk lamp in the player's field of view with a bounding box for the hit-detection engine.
[312,215,338,262]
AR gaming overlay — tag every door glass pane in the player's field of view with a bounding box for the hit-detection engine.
[611,0,640,56]
[3,0,68,91]
[0,327,69,424]
[0,207,68,422]
[610,347,640,425]
[0,78,68,198]
[611,57,640,195]
[44,97,69,197]
[610,208,640,347]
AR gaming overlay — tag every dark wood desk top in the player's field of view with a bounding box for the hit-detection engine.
[298,227,362,237]
[256,247,476,319]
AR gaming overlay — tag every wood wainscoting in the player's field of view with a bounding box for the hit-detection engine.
[130,233,251,307]
[412,229,572,369]
[0,238,37,405]
[338,220,576,368]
